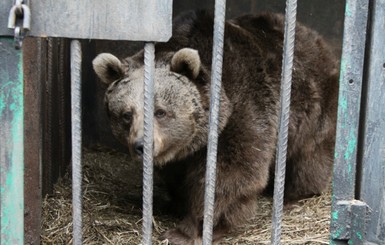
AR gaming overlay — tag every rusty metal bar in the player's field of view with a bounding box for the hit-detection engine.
[23,37,44,245]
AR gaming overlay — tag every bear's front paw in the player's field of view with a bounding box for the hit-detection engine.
[160,228,202,245]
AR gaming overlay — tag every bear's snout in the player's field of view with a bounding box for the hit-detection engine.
[134,139,144,157]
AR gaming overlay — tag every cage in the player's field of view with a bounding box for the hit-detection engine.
[1,0,384,244]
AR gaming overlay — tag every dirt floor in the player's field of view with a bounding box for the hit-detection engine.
[41,149,332,244]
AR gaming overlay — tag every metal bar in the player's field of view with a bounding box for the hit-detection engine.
[359,0,385,243]
[23,37,43,245]
[70,40,83,245]
[39,38,71,196]
[42,38,54,195]
[350,201,369,244]
[142,42,155,245]
[270,0,297,244]
[202,0,227,244]
[330,0,369,243]
[0,37,24,244]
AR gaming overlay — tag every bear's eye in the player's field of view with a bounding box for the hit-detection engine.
[122,111,133,124]
[155,109,167,119]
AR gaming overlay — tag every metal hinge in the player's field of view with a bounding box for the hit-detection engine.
[330,200,371,245]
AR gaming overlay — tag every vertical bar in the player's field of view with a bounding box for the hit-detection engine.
[202,0,226,244]
[70,40,83,245]
[0,37,24,244]
[359,0,385,243]
[330,0,369,243]
[270,0,297,244]
[142,42,155,245]
[23,37,43,245]
[42,38,54,194]
[350,201,369,244]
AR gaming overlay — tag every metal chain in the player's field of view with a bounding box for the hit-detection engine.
[70,40,83,245]
[271,0,297,244]
[7,0,31,49]
[142,42,155,245]
[15,0,24,6]
[202,0,227,244]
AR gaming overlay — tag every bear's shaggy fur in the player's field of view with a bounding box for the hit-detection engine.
[93,10,339,245]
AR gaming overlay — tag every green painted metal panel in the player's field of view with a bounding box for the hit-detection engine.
[0,38,24,244]
[330,0,369,244]
[359,0,385,243]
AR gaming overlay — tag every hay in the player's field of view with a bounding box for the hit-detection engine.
[41,149,331,244]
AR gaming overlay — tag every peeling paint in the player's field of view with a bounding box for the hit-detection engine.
[332,210,339,220]
[345,3,352,17]
[339,95,348,113]
[0,37,24,244]
[344,131,357,160]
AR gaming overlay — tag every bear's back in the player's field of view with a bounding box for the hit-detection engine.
[155,10,338,146]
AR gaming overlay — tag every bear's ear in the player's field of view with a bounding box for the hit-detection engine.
[93,53,124,85]
[171,48,201,80]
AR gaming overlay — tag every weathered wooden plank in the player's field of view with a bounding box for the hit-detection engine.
[1,0,172,41]
[359,0,385,243]
[0,38,24,244]
[330,0,369,243]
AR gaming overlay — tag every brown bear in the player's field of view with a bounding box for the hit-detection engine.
[92,10,339,245]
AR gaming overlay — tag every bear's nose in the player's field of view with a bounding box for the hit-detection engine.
[134,139,144,156]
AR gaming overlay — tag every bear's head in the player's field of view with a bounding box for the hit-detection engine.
[93,48,232,165]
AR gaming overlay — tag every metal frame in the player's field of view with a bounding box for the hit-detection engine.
[1,0,172,41]
[330,0,385,244]
[357,0,385,243]
[0,37,24,244]
[2,0,385,244]
[330,0,369,243]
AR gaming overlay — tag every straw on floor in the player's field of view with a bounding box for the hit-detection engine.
[41,149,331,244]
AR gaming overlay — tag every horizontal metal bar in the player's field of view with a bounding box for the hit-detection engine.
[1,0,172,41]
